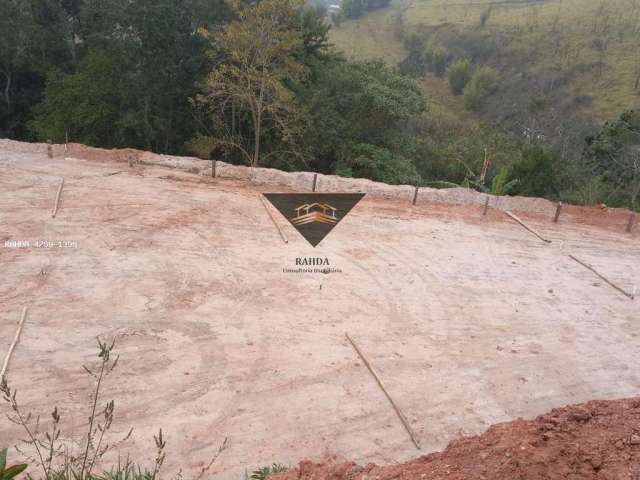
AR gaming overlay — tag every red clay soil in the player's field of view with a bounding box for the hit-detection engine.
[273,397,640,480]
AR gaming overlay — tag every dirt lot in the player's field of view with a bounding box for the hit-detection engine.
[0,149,639,479]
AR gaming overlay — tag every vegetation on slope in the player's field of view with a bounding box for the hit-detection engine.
[329,0,640,207]
[1,0,639,207]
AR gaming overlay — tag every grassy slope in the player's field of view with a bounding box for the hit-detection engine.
[329,0,478,127]
[329,3,407,63]
[329,0,640,123]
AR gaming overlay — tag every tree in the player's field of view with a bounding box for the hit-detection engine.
[193,0,308,167]
[0,0,72,139]
[427,46,449,78]
[510,145,557,197]
[398,34,428,77]
[463,66,498,111]
[32,0,209,152]
[31,49,126,146]
[296,58,426,173]
[583,109,640,208]
[447,58,472,95]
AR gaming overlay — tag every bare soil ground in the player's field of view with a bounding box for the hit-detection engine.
[0,149,639,479]
[274,397,640,480]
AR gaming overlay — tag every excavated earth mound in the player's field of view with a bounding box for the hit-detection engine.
[275,397,640,480]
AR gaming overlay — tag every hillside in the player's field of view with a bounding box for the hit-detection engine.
[330,0,640,129]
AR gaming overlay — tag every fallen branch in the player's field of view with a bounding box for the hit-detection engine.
[1,307,28,380]
[51,178,64,218]
[504,211,551,243]
[569,254,635,300]
[104,171,122,177]
[260,195,288,244]
[345,333,421,449]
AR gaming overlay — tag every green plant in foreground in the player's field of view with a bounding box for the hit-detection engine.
[491,166,519,196]
[1,339,226,480]
[250,463,288,480]
[0,449,27,480]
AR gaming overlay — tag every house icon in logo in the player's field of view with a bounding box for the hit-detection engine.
[291,203,338,225]
[262,193,365,247]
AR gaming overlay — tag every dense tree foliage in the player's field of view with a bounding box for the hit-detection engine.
[583,110,640,207]
[298,59,425,175]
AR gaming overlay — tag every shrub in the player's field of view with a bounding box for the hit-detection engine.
[447,59,472,95]
[337,143,421,185]
[463,66,498,111]
[398,33,428,77]
[510,145,557,197]
[426,46,449,77]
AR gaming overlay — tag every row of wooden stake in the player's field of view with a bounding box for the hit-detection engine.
[499,209,635,300]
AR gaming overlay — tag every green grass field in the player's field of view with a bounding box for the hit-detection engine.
[330,0,640,122]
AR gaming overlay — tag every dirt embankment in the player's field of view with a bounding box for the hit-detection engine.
[0,138,636,234]
[274,397,640,480]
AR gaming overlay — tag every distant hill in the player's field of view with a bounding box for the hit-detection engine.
[330,0,640,147]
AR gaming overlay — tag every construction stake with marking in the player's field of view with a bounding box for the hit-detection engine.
[260,195,288,244]
[1,307,28,380]
[345,333,421,449]
[483,196,490,216]
[553,202,562,223]
[504,211,552,243]
[627,211,636,233]
[52,178,64,218]
[569,254,634,299]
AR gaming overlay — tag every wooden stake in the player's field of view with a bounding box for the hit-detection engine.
[627,211,636,233]
[483,196,490,216]
[260,195,288,244]
[553,202,562,223]
[345,333,421,450]
[1,307,28,380]
[504,211,552,243]
[211,159,217,178]
[412,186,419,206]
[65,129,69,152]
[51,178,64,218]
[312,173,318,192]
[47,140,53,158]
[569,254,635,299]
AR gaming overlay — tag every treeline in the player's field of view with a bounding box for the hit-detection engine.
[1,0,424,184]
